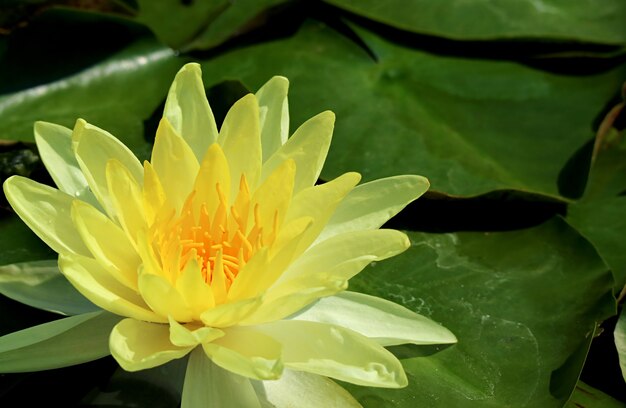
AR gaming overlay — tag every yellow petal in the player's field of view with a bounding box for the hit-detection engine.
[193,143,231,221]
[182,348,263,408]
[249,158,295,236]
[151,118,200,214]
[3,176,90,256]
[255,76,289,162]
[228,217,312,302]
[110,318,192,371]
[217,94,262,196]
[72,119,142,218]
[106,159,147,246]
[256,320,407,388]
[317,175,430,242]
[58,253,164,322]
[202,325,283,380]
[168,317,224,347]
[34,121,99,207]
[71,200,140,290]
[175,257,215,318]
[240,281,346,326]
[142,161,167,226]
[164,63,218,160]
[138,273,193,322]
[292,291,457,346]
[261,111,334,194]
[135,229,166,279]
[200,296,263,328]
[284,172,361,257]
[261,369,362,408]
[278,229,410,287]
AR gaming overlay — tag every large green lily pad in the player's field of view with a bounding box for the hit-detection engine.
[199,21,625,198]
[345,217,614,407]
[134,0,289,51]
[0,38,182,152]
[324,0,626,44]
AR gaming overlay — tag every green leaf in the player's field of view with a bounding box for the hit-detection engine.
[615,308,626,383]
[199,21,625,198]
[582,98,626,201]
[0,215,55,266]
[0,38,182,153]
[134,0,289,51]
[346,217,614,407]
[0,311,121,372]
[567,197,626,292]
[565,381,625,408]
[324,0,626,44]
[0,259,99,316]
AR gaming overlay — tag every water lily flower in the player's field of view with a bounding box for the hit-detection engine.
[3,63,456,406]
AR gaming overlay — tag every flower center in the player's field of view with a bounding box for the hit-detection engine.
[152,175,278,290]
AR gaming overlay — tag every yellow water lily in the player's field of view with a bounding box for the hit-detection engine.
[3,63,456,406]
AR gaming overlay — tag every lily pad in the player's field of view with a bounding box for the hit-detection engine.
[566,100,626,291]
[345,217,614,407]
[567,197,626,292]
[324,0,626,44]
[0,37,182,152]
[134,0,290,51]
[199,21,625,198]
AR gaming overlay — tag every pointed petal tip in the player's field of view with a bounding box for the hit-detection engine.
[33,120,60,133]
[318,110,336,123]
[266,75,289,89]
[177,62,202,76]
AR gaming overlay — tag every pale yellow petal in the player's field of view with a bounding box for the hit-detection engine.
[202,326,283,380]
[138,273,193,322]
[71,200,140,290]
[217,94,262,196]
[34,121,98,207]
[110,318,192,371]
[72,119,142,218]
[317,175,430,242]
[58,253,164,322]
[151,118,199,213]
[193,143,231,221]
[182,348,262,408]
[240,281,347,326]
[3,176,90,256]
[106,159,147,246]
[256,320,407,388]
[277,229,410,286]
[255,76,289,162]
[168,317,224,347]
[200,296,263,328]
[293,291,457,346]
[283,172,361,257]
[261,111,334,194]
[164,63,218,160]
[261,369,362,408]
